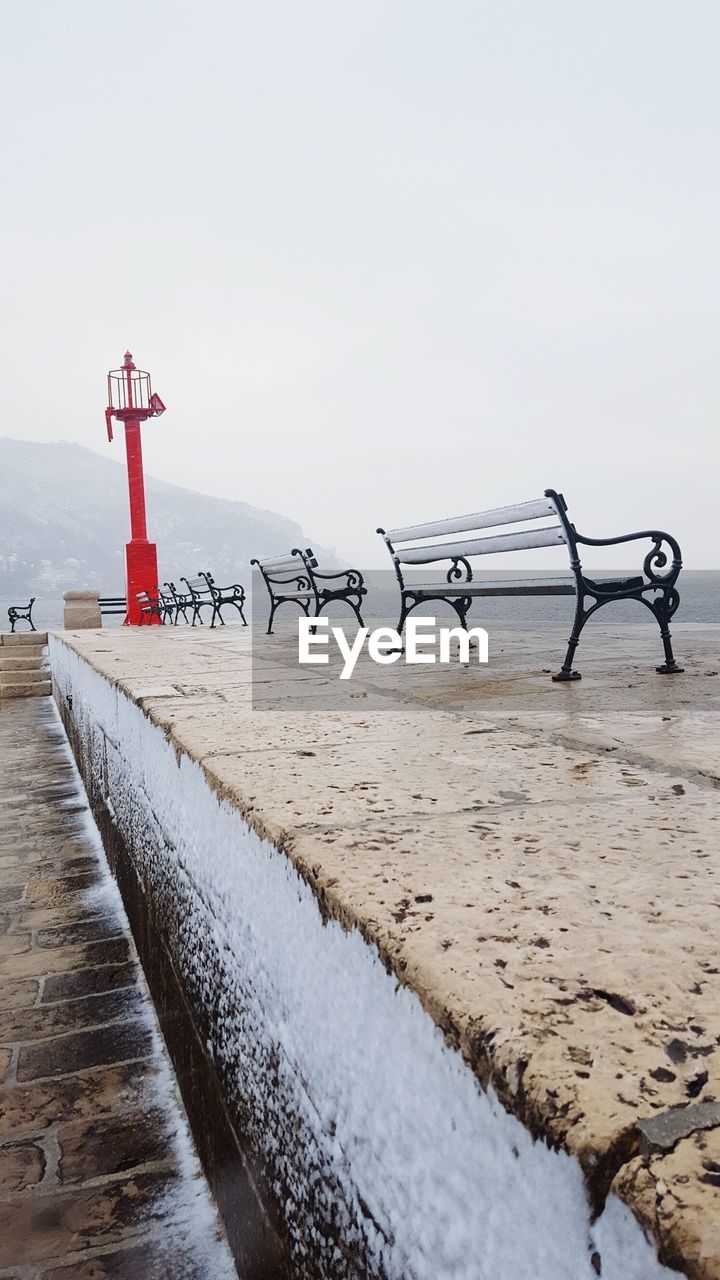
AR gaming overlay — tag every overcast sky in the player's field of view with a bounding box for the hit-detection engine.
[1,0,717,568]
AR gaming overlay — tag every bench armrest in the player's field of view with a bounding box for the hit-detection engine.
[576,529,682,583]
[311,568,365,589]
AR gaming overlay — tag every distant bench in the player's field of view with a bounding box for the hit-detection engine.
[180,572,247,628]
[99,596,126,618]
[251,548,366,634]
[8,598,36,633]
[137,591,164,625]
[377,488,684,680]
[172,573,247,628]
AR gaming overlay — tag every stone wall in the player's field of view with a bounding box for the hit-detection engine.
[49,633,683,1280]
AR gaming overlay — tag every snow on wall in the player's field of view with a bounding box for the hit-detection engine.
[49,635,681,1280]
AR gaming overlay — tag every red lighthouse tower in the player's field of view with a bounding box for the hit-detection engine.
[105,352,166,625]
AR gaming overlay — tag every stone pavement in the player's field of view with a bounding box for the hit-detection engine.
[0,697,237,1280]
[52,620,720,1278]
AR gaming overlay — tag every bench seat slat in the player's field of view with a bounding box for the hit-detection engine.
[407,576,576,597]
[398,525,567,563]
[386,498,556,543]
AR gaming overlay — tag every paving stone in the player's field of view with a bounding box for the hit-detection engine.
[0,988,146,1047]
[37,917,125,950]
[0,978,39,1011]
[0,1046,12,1085]
[5,904,114,935]
[42,963,137,1005]
[0,934,32,959]
[0,886,24,907]
[22,871,103,909]
[0,1061,156,1140]
[4,939,131,982]
[16,1021,155,1083]
[0,1139,45,1194]
[57,1108,172,1185]
[38,1237,216,1279]
[0,855,102,881]
[0,1169,181,1266]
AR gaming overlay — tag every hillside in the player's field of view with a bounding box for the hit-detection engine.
[0,439,325,596]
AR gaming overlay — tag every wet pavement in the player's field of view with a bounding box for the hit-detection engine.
[0,697,237,1280]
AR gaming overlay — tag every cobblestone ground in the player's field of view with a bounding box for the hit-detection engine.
[0,698,238,1280]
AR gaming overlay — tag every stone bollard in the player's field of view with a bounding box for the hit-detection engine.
[63,591,102,630]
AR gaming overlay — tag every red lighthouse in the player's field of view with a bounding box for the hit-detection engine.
[105,351,166,625]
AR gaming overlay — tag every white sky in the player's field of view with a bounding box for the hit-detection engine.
[1,0,718,567]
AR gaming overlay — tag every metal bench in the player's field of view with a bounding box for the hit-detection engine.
[251,548,366,635]
[377,488,684,681]
[8,598,36,633]
[99,595,127,617]
[180,576,215,626]
[157,586,176,625]
[193,571,247,628]
[136,590,165,625]
[163,582,192,625]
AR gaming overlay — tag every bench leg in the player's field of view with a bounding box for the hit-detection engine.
[317,596,365,628]
[654,589,684,674]
[397,594,471,637]
[552,599,585,682]
[225,600,247,626]
[396,597,410,636]
[657,636,684,674]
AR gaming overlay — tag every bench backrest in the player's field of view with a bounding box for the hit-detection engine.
[378,493,572,571]
[251,548,318,587]
[99,596,126,615]
[181,576,213,595]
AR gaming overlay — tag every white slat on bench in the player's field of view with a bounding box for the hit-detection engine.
[398,524,567,564]
[255,554,303,573]
[386,497,556,544]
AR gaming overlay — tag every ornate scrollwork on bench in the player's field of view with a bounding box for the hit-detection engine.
[251,549,366,635]
[8,598,36,634]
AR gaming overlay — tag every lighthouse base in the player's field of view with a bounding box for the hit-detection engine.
[125,539,160,625]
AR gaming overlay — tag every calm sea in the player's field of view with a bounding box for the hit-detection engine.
[2,571,719,633]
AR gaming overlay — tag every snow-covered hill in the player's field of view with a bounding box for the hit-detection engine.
[0,438,326,596]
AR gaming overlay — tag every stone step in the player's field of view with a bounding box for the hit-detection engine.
[0,667,50,687]
[0,679,52,698]
[0,655,47,672]
[0,631,48,645]
[0,631,48,648]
